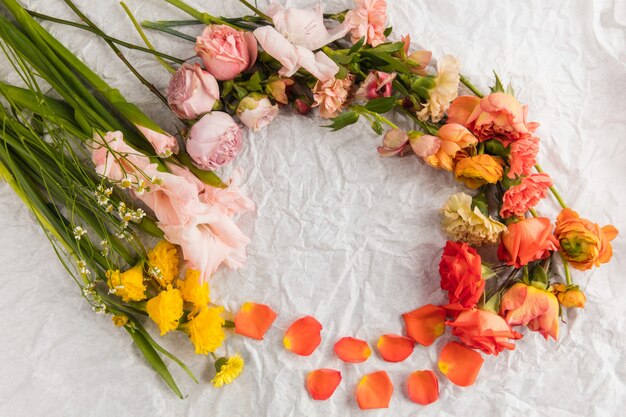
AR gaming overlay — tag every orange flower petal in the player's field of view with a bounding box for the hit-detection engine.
[438,341,484,387]
[334,337,371,363]
[234,302,277,340]
[402,304,446,346]
[307,369,342,400]
[356,371,394,410]
[283,316,322,356]
[377,334,414,362]
[407,370,439,405]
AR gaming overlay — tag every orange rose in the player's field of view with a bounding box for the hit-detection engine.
[554,208,618,271]
[500,282,559,340]
[454,154,503,189]
[497,217,559,267]
[447,309,522,355]
[552,283,586,308]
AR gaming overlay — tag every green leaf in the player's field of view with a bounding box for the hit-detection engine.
[362,50,411,74]
[481,292,502,314]
[483,138,509,157]
[348,36,365,55]
[471,191,490,216]
[370,119,383,135]
[222,80,234,97]
[364,97,396,114]
[324,111,360,131]
[491,71,505,93]
[233,84,248,100]
[383,26,393,37]
[370,41,405,54]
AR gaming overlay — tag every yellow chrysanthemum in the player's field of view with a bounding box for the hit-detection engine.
[212,354,244,388]
[146,285,184,336]
[441,192,506,245]
[106,263,146,302]
[182,306,225,355]
[177,269,210,310]
[148,240,180,287]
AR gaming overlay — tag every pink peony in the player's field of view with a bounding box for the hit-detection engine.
[345,0,388,47]
[500,173,552,218]
[166,63,219,119]
[90,131,151,182]
[195,25,257,81]
[186,112,243,171]
[312,75,355,118]
[236,93,279,132]
[508,135,540,178]
[355,71,396,100]
[135,125,179,157]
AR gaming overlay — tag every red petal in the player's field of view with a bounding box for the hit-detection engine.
[307,369,342,401]
[377,334,414,362]
[283,316,322,356]
[402,304,446,346]
[438,341,484,387]
[234,302,277,340]
[407,370,439,405]
[334,337,371,363]
[356,371,394,410]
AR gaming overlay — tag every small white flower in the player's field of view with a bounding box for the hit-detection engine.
[120,178,132,189]
[73,226,87,240]
[151,176,163,186]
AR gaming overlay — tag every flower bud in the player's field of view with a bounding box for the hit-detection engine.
[236,93,279,132]
[294,97,312,115]
[552,283,586,308]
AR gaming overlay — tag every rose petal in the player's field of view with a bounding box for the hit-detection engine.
[402,304,446,346]
[438,341,484,387]
[334,337,371,363]
[356,371,394,410]
[283,316,322,356]
[407,370,439,405]
[409,134,441,157]
[234,302,277,340]
[307,369,342,401]
[377,334,414,362]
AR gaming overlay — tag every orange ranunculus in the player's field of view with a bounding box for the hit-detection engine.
[438,341,484,387]
[447,309,522,355]
[552,283,586,308]
[454,154,503,189]
[554,208,618,271]
[497,217,559,267]
[439,241,485,312]
[500,282,559,340]
[424,123,478,171]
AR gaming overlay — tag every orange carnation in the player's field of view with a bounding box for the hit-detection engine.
[498,217,559,267]
[454,154,503,189]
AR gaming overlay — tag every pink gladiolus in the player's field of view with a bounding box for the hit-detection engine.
[90,131,151,183]
[135,125,179,157]
[186,112,243,171]
[195,25,258,81]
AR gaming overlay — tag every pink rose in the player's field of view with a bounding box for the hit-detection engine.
[355,71,396,100]
[500,173,552,218]
[186,112,243,170]
[312,75,355,118]
[195,25,258,81]
[236,93,279,132]
[135,125,179,157]
[508,136,540,178]
[166,63,219,119]
[90,131,151,182]
[345,0,388,47]
[377,129,440,158]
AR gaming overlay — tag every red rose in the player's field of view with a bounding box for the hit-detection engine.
[439,241,485,313]
[447,309,522,355]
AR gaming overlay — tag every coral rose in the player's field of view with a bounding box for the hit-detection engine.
[500,282,559,340]
[498,217,559,267]
[554,208,618,271]
[312,75,355,118]
[166,63,219,119]
[500,173,553,218]
[195,25,257,81]
[345,0,388,47]
[454,154,503,189]
[439,241,485,312]
[187,112,243,171]
[447,309,522,355]
[425,123,478,171]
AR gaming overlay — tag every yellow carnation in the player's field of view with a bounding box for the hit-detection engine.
[441,192,507,245]
[106,263,146,302]
[148,240,180,287]
[146,285,184,336]
[182,306,225,355]
[212,353,244,388]
[177,269,210,310]
[454,154,503,189]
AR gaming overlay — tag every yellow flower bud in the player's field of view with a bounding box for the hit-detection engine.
[552,283,586,309]
[454,154,503,189]
[112,314,129,327]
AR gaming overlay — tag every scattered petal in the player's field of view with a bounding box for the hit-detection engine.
[334,337,371,363]
[438,341,484,387]
[356,371,394,410]
[407,370,439,405]
[377,334,414,362]
[402,304,446,346]
[234,302,277,340]
[283,316,322,356]
[307,369,342,400]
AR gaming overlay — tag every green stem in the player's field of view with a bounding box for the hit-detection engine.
[142,21,197,42]
[238,0,272,22]
[460,74,485,98]
[559,253,573,285]
[529,208,539,218]
[162,0,236,28]
[398,106,439,135]
[535,164,568,209]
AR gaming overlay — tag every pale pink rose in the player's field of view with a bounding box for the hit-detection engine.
[500,173,552,218]
[195,25,258,81]
[166,63,219,119]
[135,125,179,157]
[508,136,540,178]
[345,0,387,47]
[236,93,279,132]
[312,75,355,118]
[417,55,460,123]
[186,112,243,170]
[377,128,409,157]
[90,131,151,182]
[355,71,396,100]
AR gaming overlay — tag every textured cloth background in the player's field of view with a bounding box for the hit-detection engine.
[0,0,625,416]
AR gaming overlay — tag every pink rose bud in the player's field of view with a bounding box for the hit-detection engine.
[166,63,220,119]
[377,128,409,157]
[195,25,258,81]
[355,71,396,100]
[294,97,312,115]
[135,125,179,157]
[186,112,243,170]
[236,93,279,132]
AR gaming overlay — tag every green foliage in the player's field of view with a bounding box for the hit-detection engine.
[324,111,360,131]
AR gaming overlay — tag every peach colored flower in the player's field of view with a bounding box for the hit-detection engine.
[508,135,540,178]
[417,55,460,123]
[424,123,478,171]
[377,129,439,158]
[166,63,219,119]
[195,25,257,81]
[500,173,552,218]
[345,0,388,47]
[454,154,503,189]
[554,208,618,271]
[312,75,355,118]
[447,309,522,355]
[401,36,432,75]
[500,282,559,340]
[498,217,559,267]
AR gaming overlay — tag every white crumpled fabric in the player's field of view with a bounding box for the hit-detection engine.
[0,0,625,416]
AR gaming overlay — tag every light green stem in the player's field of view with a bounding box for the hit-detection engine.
[142,21,196,42]
[238,0,272,22]
[535,164,568,209]
[559,253,573,285]
[162,0,235,28]
[529,208,539,217]
[460,74,485,98]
